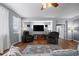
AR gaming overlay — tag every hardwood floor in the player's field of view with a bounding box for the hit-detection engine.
[14,35,78,50]
[14,35,48,49]
[0,35,78,56]
[59,39,78,49]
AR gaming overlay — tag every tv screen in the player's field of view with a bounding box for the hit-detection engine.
[33,25,44,31]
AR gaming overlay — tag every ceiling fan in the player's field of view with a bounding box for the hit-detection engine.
[41,3,59,10]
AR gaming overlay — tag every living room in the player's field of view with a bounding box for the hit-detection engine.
[0,3,79,56]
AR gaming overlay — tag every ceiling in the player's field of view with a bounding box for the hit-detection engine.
[4,3,79,18]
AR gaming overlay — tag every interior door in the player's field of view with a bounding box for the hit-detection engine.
[57,25,65,39]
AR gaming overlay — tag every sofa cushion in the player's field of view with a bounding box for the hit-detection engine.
[3,46,22,56]
[51,49,78,56]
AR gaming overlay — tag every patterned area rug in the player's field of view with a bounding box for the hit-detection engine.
[22,45,61,56]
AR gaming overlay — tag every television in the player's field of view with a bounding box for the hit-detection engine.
[33,25,44,31]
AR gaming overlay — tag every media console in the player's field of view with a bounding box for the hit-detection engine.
[33,34,47,40]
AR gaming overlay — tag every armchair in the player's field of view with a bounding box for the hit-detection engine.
[47,32,59,44]
[22,31,34,43]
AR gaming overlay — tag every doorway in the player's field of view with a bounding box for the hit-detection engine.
[56,24,65,39]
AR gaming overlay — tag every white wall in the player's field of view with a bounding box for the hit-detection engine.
[22,20,53,35]
[22,17,57,35]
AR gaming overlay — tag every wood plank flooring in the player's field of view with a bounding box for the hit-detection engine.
[14,35,48,49]
[14,36,78,50]
[1,35,78,55]
[0,36,78,55]
[59,39,78,49]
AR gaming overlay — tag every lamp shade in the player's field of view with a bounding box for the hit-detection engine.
[51,3,59,7]
[41,3,59,10]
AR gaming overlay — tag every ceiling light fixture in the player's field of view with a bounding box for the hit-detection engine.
[41,3,59,10]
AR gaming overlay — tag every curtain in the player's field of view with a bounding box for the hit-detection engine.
[0,5,9,53]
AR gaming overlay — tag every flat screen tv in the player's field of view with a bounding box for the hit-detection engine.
[33,25,44,31]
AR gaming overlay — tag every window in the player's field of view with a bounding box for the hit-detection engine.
[13,16,21,33]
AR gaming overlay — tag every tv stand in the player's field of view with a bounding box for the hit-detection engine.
[33,34,46,40]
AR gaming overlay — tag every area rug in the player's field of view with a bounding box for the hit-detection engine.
[22,45,61,56]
